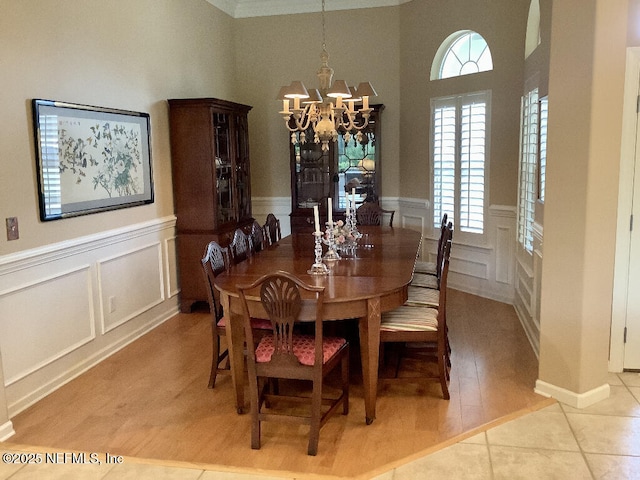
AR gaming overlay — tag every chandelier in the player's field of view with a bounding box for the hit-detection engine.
[277,0,377,152]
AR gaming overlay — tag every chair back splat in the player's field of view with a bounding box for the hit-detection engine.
[414,213,448,276]
[356,201,395,227]
[263,213,282,246]
[238,271,350,456]
[229,228,253,264]
[249,220,266,253]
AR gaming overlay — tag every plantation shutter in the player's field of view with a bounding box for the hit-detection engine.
[433,103,457,228]
[460,97,486,233]
[517,88,538,252]
[539,96,548,203]
[432,91,488,234]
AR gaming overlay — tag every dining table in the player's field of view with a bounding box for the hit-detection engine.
[214,225,422,424]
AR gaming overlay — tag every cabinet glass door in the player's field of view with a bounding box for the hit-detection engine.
[214,112,234,224]
[336,128,377,209]
[293,128,331,210]
[234,113,251,220]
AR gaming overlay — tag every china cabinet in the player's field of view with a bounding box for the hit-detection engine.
[168,97,253,312]
[289,105,383,232]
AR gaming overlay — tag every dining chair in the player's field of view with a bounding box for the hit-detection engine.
[229,228,253,264]
[379,237,452,399]
[262,213,282,246]
[356,201,395,227]
[414,213,448,276]
[249,220,266,253]
[411,221,453,290]
[201,241,271,389]
[237,271,350,456]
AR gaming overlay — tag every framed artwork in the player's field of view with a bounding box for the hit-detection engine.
[32,99,154,221]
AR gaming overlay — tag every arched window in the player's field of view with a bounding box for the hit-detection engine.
[431,30,493,80]
[525,0,541,58]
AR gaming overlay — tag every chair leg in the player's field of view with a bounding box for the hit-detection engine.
[342,346,350,415]
[438,340,450,400]
[250,377,262,450]
[208,322,220,388]
[308,382,322,456]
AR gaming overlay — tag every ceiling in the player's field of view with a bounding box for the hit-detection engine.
[206,0,411,18]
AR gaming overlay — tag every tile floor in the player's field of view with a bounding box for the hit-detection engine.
[2,372,639,479]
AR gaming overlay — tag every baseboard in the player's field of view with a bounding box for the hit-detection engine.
[534,379,610,408]
[0,420,15,441]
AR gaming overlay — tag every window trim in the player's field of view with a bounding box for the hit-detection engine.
[431,30,494,80]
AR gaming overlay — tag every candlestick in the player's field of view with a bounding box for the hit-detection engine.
[313,205,320,233]
[307,231,329,275]
[322,221,341,261]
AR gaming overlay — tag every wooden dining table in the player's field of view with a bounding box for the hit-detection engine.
[214,225,422,424]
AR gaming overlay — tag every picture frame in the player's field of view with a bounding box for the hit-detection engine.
[32,99,154,221]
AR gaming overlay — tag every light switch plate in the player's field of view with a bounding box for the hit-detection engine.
[6,217,19,241]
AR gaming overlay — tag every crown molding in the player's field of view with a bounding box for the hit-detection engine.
[206,0,411,18]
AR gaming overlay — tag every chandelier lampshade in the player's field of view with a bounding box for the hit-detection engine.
[277,0,377,152]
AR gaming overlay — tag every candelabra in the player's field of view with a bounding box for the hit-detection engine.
[307,231,330,275]
[322,221,341,261]
[345,202,362,240]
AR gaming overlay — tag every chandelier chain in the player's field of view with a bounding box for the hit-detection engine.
[321,0,326,51]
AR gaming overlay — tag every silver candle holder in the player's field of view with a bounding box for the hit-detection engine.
[307,231,329,275]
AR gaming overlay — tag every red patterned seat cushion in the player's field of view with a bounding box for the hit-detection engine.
[216,316,272,330]
[255,334,346,366]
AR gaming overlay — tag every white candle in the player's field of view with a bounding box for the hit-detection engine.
[351,187,356,209]
[327,197,333,224]
[346,196,350,216]
[313,205,320,233]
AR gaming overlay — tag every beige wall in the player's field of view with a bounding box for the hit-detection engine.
[538,0,627,395]
[0,0,237,255]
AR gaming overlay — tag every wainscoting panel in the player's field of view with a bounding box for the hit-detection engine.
[98,242,165,334]
[0,266,95,386]
[0,216,179,418]
[165,237,179,299]
[513,221,543,358]
[496,226,513,284]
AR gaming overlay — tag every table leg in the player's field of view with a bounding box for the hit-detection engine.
[359,296,381,424]
[222,293,246,414]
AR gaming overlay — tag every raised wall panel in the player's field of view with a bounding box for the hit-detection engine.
[496,226,513,284]
[165,237,179,298]
[0,267,94,385]
[98,243,164,334]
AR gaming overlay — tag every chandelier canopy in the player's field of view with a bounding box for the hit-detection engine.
[277,0,377,152]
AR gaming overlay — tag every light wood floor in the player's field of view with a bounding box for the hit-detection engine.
[7,289,547,478]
